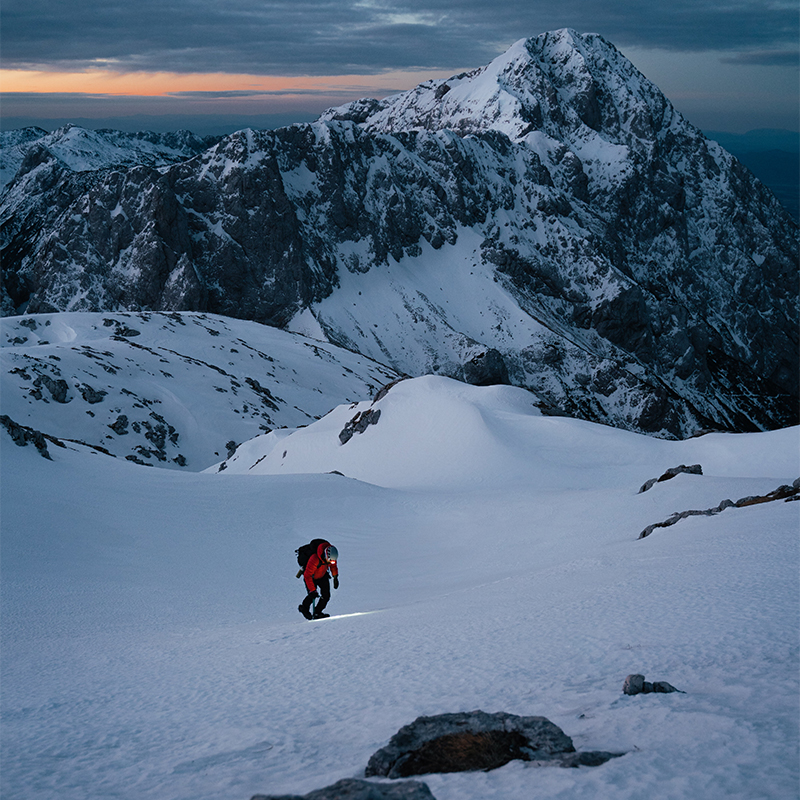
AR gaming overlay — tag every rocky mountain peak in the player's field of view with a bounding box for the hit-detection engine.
[323,30,673,148]
[1,30,797,439]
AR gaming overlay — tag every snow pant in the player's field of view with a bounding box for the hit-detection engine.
[301,574,331,615]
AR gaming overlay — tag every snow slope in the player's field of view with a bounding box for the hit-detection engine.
[2,373,798,800]
[0,311,398,469]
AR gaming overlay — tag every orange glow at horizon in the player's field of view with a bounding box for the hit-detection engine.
[1,67,443,97]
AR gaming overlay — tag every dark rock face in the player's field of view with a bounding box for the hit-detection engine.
[461,348,509,387]
[339,408,381,444]
[0,414,53,459]
[2,30,797,438]
[384,729,539,776]
[251,777,437,800]
[366,711,623,777]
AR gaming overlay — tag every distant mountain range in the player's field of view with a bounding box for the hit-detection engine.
[1,29,797,439]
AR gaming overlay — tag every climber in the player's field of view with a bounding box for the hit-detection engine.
[297,540,339,619]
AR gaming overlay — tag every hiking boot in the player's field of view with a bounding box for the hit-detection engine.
[298,604,313,620]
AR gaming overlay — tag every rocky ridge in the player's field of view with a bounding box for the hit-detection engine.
[1,29,797,438]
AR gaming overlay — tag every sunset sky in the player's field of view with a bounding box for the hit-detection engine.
[2,0,798,135]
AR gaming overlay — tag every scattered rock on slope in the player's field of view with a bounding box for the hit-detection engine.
[623,674,684,695]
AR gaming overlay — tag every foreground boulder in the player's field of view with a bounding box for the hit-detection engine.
[365,711,624,778]
[251,777,436,800]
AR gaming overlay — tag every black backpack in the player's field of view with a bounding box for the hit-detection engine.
[296,538,329,569]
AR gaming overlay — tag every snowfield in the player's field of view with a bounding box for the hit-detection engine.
[2,353,798,799]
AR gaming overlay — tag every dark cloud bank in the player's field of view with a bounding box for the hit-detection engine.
[3,0,798,74]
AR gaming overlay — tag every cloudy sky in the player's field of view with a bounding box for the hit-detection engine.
[2,0,798,134]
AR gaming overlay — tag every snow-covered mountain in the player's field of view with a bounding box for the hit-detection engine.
[1,29,797,439]
[2,371,798,800]
[0,311,397,469]
[0,124,218,191]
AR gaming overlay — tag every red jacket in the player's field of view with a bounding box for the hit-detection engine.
[304,541,339,592]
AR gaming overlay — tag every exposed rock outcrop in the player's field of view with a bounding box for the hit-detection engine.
[623,674,684,695]
[0,414,54,459]
[77,382,108,404]
[639,464,703,493]
[638,478,800,538]
[339,408,381,444]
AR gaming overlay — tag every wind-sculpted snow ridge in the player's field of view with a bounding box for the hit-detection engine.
[1,30,797,438]
[0,311,398,469]
[213,374,800,493]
